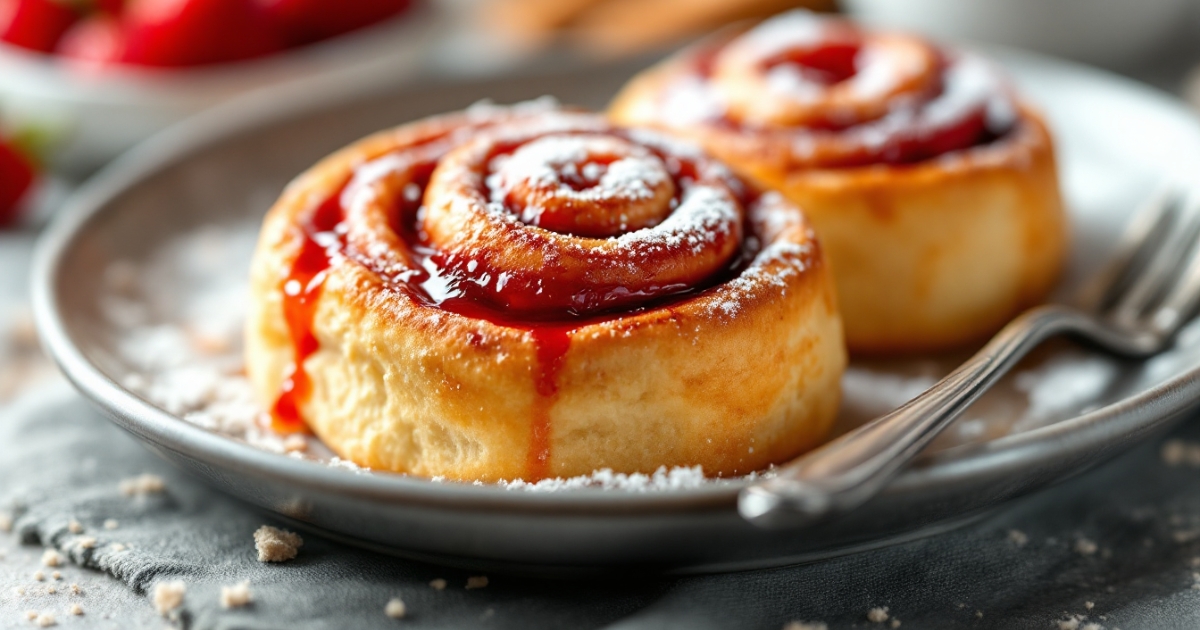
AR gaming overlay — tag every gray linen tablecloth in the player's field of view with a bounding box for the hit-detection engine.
[4,380,1200,629]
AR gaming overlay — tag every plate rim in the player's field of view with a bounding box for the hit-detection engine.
[30,47,1200,516]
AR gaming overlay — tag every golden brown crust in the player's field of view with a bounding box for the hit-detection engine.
[246,105,847,481]
[608,15,1069,354]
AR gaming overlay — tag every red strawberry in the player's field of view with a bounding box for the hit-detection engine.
[0,0,81,53]
[56,14,123,66]
[119,0,283,67]
[0,138,35,227]
[262,0,410,46]
[95,0,121,14]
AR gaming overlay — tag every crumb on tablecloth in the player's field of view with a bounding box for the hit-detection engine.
[867,607,889,623]
[67,520,82,534]
[1008,529,1029,547]
[119,474,166,497]
[254,525,303,562]
[1057,615,1083,630]
[41,550,62,567]
[35,612,55,627]
[103,519,119,530]
[430,578,447,591]
[68,604,82,616]
[1162,439,1200,468]
[385,597,407,619]
[220,581,253,608]
[153,581,186,616]
[466,576,488,590]
[782,622,827,630]
[1075,538,1098,556]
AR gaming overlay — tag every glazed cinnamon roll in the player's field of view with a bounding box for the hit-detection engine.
[245,102,846,482]
[610,11,1068,354]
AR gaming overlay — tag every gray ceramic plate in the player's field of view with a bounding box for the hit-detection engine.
[31,50,1200,575]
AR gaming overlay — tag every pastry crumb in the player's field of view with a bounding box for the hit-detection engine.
[50,571,60,581]
[1058,616,1083,630]
[220,581,252,609]
[110,543,126,552]
[76,537,96,550]
[25,610,36,620]
[67,521,82,534]
[1075,538,1098,556]
[975,611,983,619]
[1007,529,1029,547]
[867,607,889,623]
[14,586,25,595]
[1174,529,1200,543]
[35,612,55,627]
[68,604,82,616]
[465,576,488,590]
[152,581,186,616]
[33,571,44,581]
[1161,439,1200,467]
[103,520,119,531]
[429,578,447,591]
[384,597,407,619]
[70,584,81,595]
[119,474,165,497]
[782,622,827,630]
[1080,624,1102,630]
[1085,601,1095,610]
[282,435,308,453]
[45,585,56,595]
[41,550,62,567]
[254,525,303,562]
[890,620,901,628]
[0,513,12,532]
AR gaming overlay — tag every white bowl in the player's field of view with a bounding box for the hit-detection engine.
[843,0,1190,69]
[0,2,441,174]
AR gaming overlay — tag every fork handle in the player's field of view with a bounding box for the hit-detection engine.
[739,304,1117,528]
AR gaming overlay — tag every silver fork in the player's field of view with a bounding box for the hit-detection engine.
[740,187,1200,528]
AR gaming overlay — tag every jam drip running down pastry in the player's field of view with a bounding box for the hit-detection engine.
[246,103,846,482]
[610,11,1068,354]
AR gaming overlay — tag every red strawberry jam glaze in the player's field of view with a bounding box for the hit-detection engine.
[270,123,763,480]
[270,193,340,433]
[671,12,1018,168]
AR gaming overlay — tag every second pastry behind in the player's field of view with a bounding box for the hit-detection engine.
[610,11,1068,354]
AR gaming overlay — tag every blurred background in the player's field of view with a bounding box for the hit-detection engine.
[3,0,1200,229]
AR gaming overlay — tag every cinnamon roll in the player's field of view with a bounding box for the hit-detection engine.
[610,11,1068,354]
[245,102,846,482]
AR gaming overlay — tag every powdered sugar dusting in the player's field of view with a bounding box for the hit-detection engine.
[614,185,736,254]
[487,134,670,215]
[499,466,774,492]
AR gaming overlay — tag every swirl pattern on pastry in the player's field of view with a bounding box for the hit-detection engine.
[246,102,846,481]
[610,11,1068,353]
